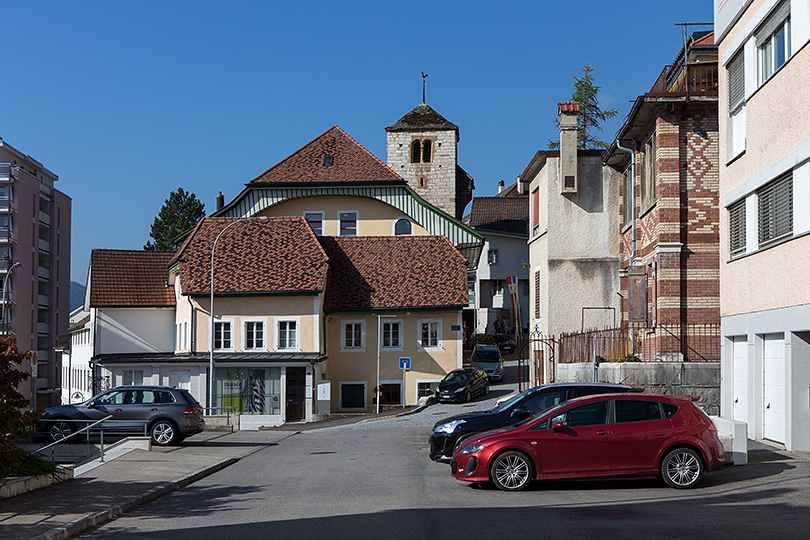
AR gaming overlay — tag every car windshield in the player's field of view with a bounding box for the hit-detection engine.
[474,349,500,361]
[492,390,534,413]
[514,401,570,428]
[442,371,469,384]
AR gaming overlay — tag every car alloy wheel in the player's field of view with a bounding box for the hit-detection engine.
[491,451,533,491]
[661,447,704,488]
[50,421,72,442]
[150,420,179,446]
[464,391,472,403]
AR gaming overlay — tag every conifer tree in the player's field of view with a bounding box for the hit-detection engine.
[548,63,619,150]
[144,188,205,251]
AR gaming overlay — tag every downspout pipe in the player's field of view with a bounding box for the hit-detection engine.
[614,142,636,266]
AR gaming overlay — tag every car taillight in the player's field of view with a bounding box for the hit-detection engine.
[707,421,716,431]
[183,407,200,415]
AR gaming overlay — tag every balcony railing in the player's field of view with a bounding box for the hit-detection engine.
[649,63,718,95]
[0,164,10,181]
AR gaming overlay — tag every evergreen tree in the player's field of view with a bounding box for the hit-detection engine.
[548,63,619,150]
[144,188,205,251]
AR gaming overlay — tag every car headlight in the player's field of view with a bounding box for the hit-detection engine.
[434,419,466,434]
[458,443,484,455]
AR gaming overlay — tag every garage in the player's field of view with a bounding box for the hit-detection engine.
[762,333,786,443]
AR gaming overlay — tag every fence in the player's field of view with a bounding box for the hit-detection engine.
[557,324,721,364]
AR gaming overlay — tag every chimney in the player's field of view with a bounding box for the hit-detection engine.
[498,180,505,194]
[216,191,224,211]
[558,101,579,194]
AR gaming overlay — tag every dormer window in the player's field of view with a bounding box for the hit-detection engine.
[323,155,334,167]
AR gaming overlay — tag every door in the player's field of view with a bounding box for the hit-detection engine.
[763,334,786,443]
[536,400,611,477]
[90,389,131,432]
[731,336,749,424]
[610,399,672,473]
[285,367,306,421]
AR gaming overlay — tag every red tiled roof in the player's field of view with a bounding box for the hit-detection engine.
[89,250,176,307]
[249,126,403,185]
[173,216,329,295]
[692,31,714,47]
[558,101,580,114]
[319,236,468,311]
[469,197,529,235]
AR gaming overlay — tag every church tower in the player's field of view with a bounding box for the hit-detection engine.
[386,103,473,220]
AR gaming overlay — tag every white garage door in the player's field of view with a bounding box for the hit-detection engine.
[732,336,748,425]
[763,334,786,443]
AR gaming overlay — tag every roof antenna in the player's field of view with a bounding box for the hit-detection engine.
[421,72,428,103]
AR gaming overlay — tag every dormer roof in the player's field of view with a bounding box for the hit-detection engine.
[385,103,459,133]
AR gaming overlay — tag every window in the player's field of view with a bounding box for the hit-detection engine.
[729,199,747,258]
[96,390,127,405]
[640,136,655,211]
[727,51,746,159]
[380,382,402,405]
[522,389,565,415]
[340,382,366,409]
[339,211,358,236]
[278,320,298,349]
[622,165,633,228]
[122,370,143,386]
[534,270,541,319]
[488,249,499,265]
[304,212,324,236]
[394,218,412,235]
[492,280,503,296]
[244,320,265,350]
[758,173,792,247]
[550,401,609,428]
[615,400,662,423]
[214,321,232,350]
[531,188,540,236]
[419,320,440,349]
[757,2,791,85]
[216,367,281,415]
[417,381,440,398]
[422,140,432,163]
[382,320,402,349]
[411,140,421,163]
[342,320,364,350]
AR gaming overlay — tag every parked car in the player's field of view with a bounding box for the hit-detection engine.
[430,382,637,461]
[38,385,206,446]
[451,393,725,491]
[435,369,489,403]
[470,344,504,382]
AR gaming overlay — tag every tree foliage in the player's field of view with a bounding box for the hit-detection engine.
[548,63,619,150]
[144,188,206,251]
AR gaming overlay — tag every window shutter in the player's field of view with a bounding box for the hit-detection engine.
[729,199,746,257]
[758,174,793,247]
[755,1,790,46]
[728,52,745,113]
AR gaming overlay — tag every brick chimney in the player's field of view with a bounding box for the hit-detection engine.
[558,101,579,194]
[216,191,224,211]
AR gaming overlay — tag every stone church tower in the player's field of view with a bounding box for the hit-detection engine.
[385,103,473,220]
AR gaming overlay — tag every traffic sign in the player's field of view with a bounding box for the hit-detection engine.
[399,357,411,370]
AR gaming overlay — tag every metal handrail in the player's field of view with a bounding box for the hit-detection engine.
[203,405,237,424]
[34,415,150,464]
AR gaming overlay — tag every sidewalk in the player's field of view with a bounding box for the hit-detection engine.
[0,428,297,540]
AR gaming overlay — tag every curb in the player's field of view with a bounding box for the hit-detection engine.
[29,457,240,540]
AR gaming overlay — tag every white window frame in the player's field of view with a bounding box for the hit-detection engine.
[381,319,404,351]
[339,210,359,236]
[339,381,367,411]
[417,319,441,351]
[756,3,791,86]
[243,318,267,351]
[341,319,366,352]
[276,317,301,351]
[213,318,234,351]
[123,370,144,386]
[393,217,413,236]
[492,280,504,296]
[488,249,499,265]
[304,211,324,236]
[416,379,442,399]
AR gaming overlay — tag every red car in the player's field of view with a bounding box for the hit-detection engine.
[451,393,725,491]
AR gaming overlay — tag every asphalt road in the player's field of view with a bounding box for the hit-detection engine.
[73,371,810,540]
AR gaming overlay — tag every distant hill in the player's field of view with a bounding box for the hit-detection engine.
[70,281,86,311]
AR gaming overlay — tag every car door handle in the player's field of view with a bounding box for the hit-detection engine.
[114,408,123,412]
[151,408,159,411]
[596,430,610,436]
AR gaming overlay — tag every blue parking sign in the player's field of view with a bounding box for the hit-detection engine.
[399,357,411,370]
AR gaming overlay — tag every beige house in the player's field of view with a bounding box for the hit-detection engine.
[715,0,810,449]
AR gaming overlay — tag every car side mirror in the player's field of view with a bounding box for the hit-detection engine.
[511,406,531,419]
[552,421,564,432]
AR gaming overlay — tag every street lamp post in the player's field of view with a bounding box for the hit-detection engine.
[208,218,267,411]
[1,262,22,335]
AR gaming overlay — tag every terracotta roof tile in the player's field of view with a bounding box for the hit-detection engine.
[469,197,529,235]
[319,236,468,311]
[174,216,329,295]
[249,126,402,185]
[89,250,176,307]
[558,101,580,114]
[385,103,459,132]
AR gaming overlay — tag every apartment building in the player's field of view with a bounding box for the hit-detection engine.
[715,0,810,449]
[0,137,71,409]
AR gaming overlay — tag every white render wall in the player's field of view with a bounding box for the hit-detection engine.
[93,307,175,354]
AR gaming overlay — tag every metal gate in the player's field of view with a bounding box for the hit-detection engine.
[520,331,557,390]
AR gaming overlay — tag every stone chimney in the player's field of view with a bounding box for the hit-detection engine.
[498,180,505,194]
[216,191,225,211]
[558,101,579,194]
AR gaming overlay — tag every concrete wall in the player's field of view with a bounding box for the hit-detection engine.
[556,361,721,407]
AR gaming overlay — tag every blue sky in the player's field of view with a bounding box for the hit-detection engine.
[1,1,714,282]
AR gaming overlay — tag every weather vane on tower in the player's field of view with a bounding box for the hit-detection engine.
[422,72,428,103]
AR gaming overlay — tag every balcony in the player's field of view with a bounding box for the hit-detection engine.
[39,211,50,226]
[37,322,49,334]
[649,63,718,96]
[38,294,49,307]
[0,164,10,182]
[39,238,50,253]
[38,266,49,280]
